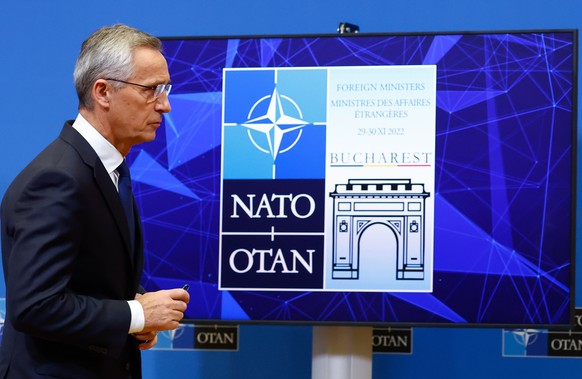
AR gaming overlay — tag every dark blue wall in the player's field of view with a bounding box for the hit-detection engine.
[1,1,581,378]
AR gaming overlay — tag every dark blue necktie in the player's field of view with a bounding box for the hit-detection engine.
[117,160,135,253]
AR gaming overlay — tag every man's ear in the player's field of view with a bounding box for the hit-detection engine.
[92,79,112,109]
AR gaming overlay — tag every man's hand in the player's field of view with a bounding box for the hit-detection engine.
[132,330,158,350]
[135,288,189,333]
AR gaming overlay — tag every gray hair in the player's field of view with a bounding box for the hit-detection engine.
[74,24,163,110]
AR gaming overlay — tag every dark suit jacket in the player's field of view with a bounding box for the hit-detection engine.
[0,121,145,378]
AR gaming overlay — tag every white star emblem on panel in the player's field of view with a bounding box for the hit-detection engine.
[241,87,308,160]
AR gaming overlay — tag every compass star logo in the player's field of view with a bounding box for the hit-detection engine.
[241,87,309,160]
[222,67,327,180]
[161,324,186,348]
[512,329,540,347]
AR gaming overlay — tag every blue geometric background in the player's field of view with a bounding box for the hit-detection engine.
[127,31,575,326]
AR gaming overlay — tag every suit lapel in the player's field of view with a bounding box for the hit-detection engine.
[59,122,137,266]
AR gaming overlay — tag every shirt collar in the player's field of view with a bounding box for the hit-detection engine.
[71,113,124,175]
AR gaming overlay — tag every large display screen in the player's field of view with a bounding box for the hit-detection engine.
[128,30,577,326]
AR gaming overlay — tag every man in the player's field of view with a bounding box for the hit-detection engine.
[0,24,189,378]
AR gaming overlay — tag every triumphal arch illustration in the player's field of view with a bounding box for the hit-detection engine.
[329,179,430,281]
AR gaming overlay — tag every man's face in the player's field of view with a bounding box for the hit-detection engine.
[107,47,171,152]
